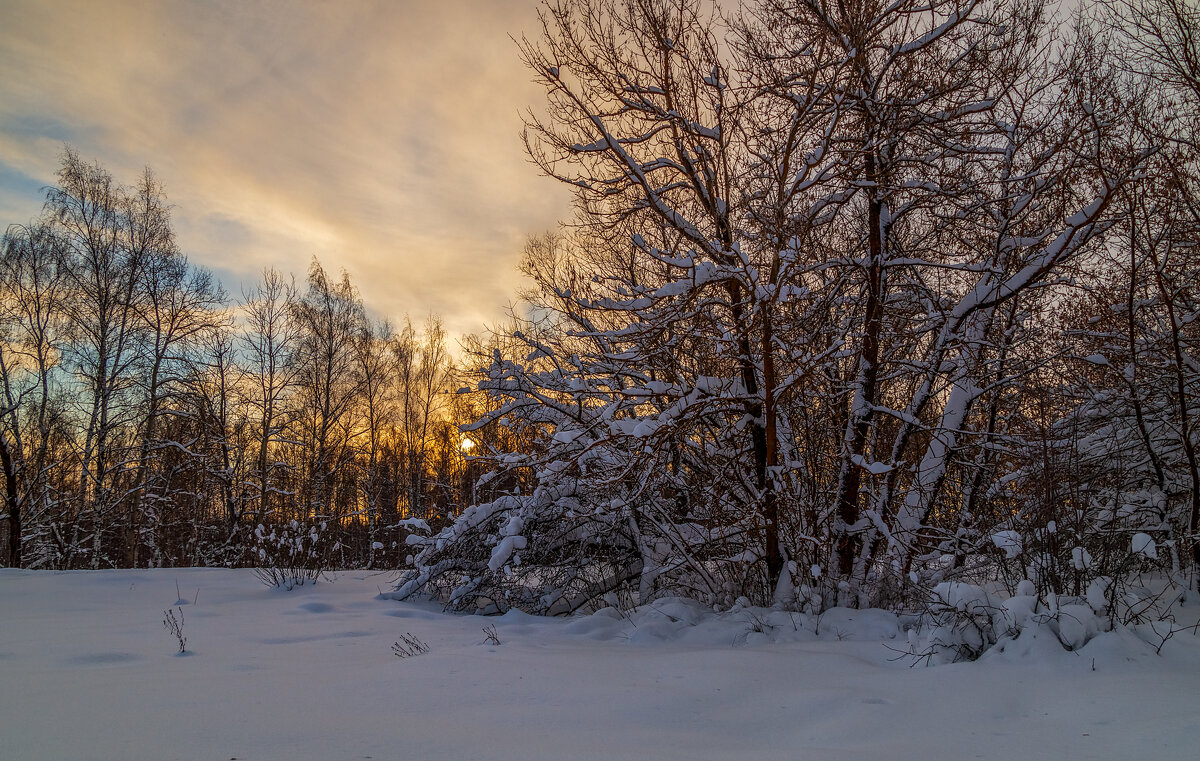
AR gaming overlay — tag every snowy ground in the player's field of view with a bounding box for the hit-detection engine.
[1,569,1198,760]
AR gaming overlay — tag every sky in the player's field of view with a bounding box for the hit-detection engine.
[0,0,570,341]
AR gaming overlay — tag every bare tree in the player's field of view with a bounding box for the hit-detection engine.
[124,174,224,566]
[292,258,366,522]
[240,268,301,526]
[50,149,159,567]
[394,315,448,523]
[0,222,67,567]
[1098,0,1200,583]
[355,317,396,567]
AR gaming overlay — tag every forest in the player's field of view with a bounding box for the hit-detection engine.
[3,0,1199,645]
[0,147,486,572]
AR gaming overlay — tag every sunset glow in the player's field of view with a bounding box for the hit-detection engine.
[0,0,569,339]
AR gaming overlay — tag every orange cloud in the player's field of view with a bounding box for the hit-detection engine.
[0,0,569,340]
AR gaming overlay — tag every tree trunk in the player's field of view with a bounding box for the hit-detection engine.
[0,431,20,568]
[834,152,886,580]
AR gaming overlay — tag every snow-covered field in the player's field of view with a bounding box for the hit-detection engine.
[1,569,1197,760]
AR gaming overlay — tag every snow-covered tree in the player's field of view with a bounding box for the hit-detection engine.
[396,0,1154,613]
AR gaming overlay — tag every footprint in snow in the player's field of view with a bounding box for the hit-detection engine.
[66,652,140,666]
[296,602,335,613]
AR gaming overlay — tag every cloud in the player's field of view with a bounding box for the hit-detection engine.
[0,0,569,340]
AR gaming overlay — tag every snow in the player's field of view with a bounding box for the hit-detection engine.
[1131,532,1158,560]
[487,534,527,572]
[552,428,582,444]
[1072,546,1094,570]
[1087,577,1112,613]
[991,530,1023,559]
[850,453,893,475]
[2,569,1199,761]
[394,517,431,533]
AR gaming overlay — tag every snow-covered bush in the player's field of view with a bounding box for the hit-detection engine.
[392,442,780,615]
[907,580,1111,664]
[907,571,1194,664]
[394,304,777,614]
[252,520,330,589]
[392,479,647,615]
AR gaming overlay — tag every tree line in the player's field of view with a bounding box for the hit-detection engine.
[4,0,1198,625]
[0,148,487,570]
[395,0,1200,615]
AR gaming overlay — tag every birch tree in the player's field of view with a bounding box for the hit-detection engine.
[292,259,365,522]
[240,268,301,526]
[0,222,67,567]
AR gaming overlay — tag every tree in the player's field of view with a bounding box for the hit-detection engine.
[394,315,449,524]
[291,258,366,522]
[0,222,67,567]
[355,316,396,567]
[51,150,162,567]
[124,181,223,566]
[240,268,301,527]
[397,0,1150,613]
[1056,0,1200,586]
